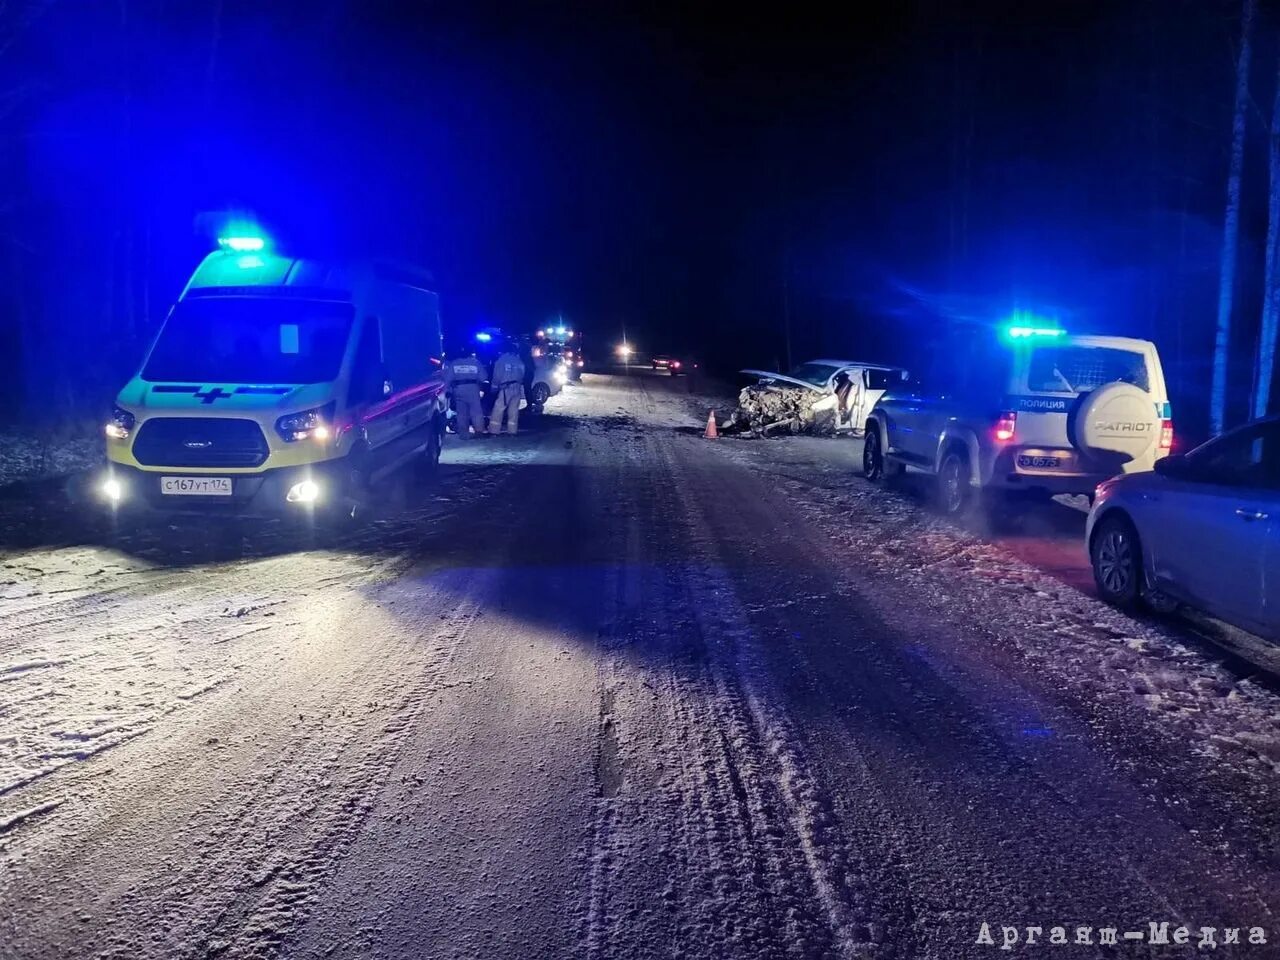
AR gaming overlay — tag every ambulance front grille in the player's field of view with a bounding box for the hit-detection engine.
[132,417,270,468]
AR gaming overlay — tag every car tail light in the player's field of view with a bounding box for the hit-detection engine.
[672,360,681,368]
[1159,419,1174,451]
[532,347,543,358]
[994,411,1017,442]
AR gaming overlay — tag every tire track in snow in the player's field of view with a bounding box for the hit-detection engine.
[654,438,890,958]
[576,390,881,958]
[84,586,491,960]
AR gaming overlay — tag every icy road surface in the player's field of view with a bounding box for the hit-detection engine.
[2,372,1280,959]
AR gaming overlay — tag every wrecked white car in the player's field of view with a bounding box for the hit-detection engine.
[730,359,909,436]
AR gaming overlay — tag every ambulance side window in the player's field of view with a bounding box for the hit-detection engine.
[348,318,385,406]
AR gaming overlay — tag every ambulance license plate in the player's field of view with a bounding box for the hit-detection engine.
[161,476,233,496]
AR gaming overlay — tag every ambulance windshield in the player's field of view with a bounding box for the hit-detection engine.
[143,297,355,384]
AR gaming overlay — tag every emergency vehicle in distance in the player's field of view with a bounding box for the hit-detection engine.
[100,233,446,520]
[535,321,584,380]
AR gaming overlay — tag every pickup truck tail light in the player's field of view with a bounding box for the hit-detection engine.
[1159,419,1174,451]
[994,411,1017,442]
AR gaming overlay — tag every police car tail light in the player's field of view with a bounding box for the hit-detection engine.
[1159,419,1174,451]
[994,411,1017,442]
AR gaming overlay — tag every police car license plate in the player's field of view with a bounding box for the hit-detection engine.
[161,476,232,496]
[1017,455,1061,469]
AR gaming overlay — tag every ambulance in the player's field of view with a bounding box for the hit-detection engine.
[101,235,446,519]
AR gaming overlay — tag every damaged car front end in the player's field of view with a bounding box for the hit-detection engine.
[727,360,908,436]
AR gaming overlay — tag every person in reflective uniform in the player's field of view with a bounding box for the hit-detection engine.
[488,341,526,435]
[444,348,487,438]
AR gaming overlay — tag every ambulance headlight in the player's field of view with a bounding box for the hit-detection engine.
[101,475,125,503]
[286,479,321,503]
[105,406,135,440]
[275,404,334,442]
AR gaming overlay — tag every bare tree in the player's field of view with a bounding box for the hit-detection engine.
[1256,53,1280,419]
[1211,0,1256,435]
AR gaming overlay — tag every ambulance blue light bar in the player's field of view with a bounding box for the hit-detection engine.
[218,236,265,253]
[1006,325,1065,339]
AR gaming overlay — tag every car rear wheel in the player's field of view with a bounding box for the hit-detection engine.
[937,449,972,516]
[1091,513,1143,608]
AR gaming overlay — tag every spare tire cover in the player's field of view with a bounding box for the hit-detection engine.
[1071,381,1159,460]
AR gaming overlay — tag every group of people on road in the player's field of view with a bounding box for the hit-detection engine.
[443,341,527,437]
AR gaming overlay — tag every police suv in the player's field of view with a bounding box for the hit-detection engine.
[862,323,1173,515]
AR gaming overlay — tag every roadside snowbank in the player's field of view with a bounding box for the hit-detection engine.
[0,431,101,488]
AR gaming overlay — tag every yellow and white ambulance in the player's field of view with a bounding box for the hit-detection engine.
[101,236,446,518]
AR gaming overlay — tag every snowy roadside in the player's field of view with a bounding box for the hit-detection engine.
[0,430,102,489]
[626,373,1280,833]
[700,424,1280,793]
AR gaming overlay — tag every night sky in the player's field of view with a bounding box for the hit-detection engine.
[0,1,1261,430]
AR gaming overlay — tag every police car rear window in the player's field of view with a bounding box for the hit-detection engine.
[1026,346,1148,394]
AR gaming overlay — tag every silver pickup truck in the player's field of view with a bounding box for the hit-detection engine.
[862,329,1173,516]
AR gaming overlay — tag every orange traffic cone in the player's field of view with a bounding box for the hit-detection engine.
[704,409,719,439]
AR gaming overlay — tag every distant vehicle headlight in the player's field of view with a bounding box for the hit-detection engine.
[275,404,335,442]
[105,405,135,440]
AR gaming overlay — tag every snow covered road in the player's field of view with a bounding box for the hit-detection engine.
[2,372,1279,958]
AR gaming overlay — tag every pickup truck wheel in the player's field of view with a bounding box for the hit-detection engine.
[937,449,972,516]
[862,427,885,481]
[1091,513,1143,608]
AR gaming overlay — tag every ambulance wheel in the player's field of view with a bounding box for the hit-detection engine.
[337,448,373,525]
[417,415,443,478]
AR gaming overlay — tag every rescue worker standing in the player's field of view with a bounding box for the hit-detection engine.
[444,345,486,438]
[488,340,526,435]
